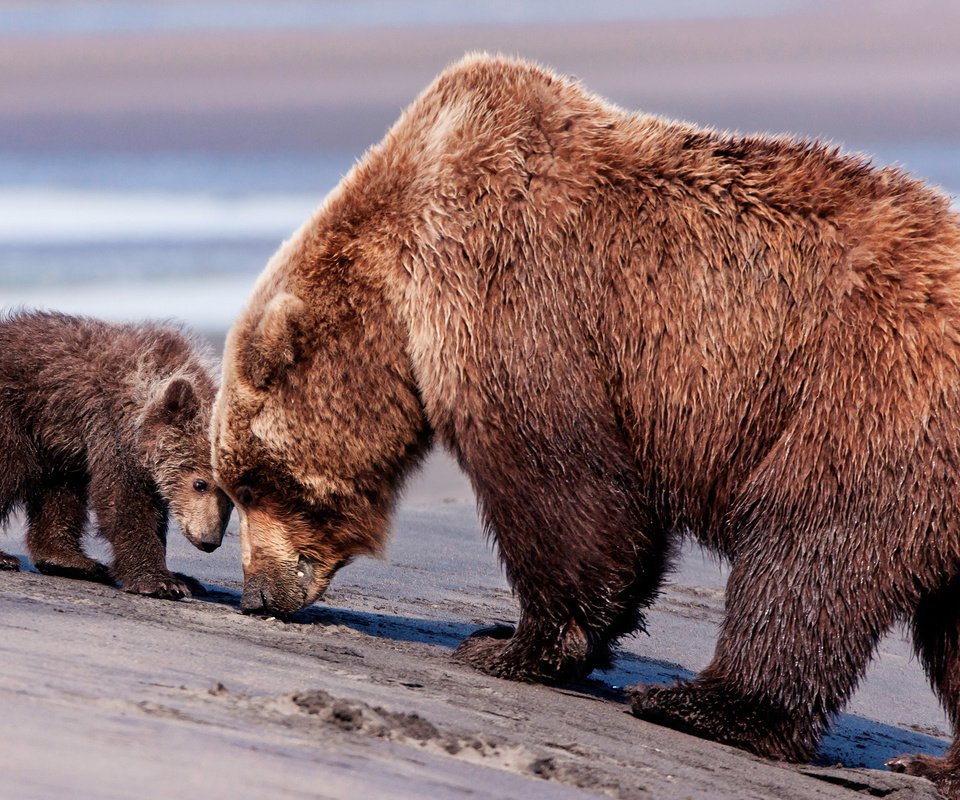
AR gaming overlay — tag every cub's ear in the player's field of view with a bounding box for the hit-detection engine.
[246,292,308,389]
[148,377,199,426]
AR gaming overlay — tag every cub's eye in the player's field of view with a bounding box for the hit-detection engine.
[235,486,254,507]
[193,479,208,493]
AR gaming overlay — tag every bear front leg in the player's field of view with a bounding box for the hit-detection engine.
[88,465,189,600]
[26,473,112,584]
[631,528,899,763]
[887,576,960,799]
[0,408,36,573]
[452,425,669,683]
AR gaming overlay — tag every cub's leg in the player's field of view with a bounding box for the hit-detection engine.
[887,577,960,799]
[88,460,189,600]
[26,470,111,583]
[631,528,899,762]
[453,426,670,682]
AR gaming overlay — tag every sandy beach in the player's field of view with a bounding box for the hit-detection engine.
[3,2,960,798]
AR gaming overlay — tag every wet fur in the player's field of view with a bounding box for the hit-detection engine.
[214,53,960,793]
[0,310,231,597]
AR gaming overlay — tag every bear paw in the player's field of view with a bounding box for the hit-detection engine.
[121,572,191,600]
[888,754,960,799]
[36,557,113,585]
[171,572,207,597]
[0,552,21,571]
[630,681,813,762]
[454,623,592,683]
[454,624,532,679]
[887,753,946,779]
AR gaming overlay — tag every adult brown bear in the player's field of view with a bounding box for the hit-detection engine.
[212,54,960,793]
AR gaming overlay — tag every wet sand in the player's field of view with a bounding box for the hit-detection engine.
[0,452,952,799]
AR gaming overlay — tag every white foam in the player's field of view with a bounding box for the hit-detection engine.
[0,188,318,244]
[2,274,254,331]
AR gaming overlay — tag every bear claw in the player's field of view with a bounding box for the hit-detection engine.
[122,573,191,600]
[454,624,537,680]
[0,552,21,571]
[454,623,592,683]
[886,753,946,779]
[454,625,515,668]
[172,572,207,597]
[629,681,812,763]
[887,754,960,799]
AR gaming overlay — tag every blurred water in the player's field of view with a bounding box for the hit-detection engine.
[1,142,957,330]
[1,0,810,38]
[0,151,349,194]
[0,152,348,327]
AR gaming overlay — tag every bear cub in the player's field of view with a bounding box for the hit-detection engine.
[0,311,232,599]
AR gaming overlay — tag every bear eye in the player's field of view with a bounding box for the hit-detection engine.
[193,478,208,493]
[235,486,255,507]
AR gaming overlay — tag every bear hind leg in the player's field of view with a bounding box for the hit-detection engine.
[887,577,960,799]
[631,528,898,762]
[26,473,111,584]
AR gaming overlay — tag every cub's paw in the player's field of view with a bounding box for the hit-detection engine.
[0,552,21,571]
[36,558,113,585]
[121,572,191,600]
[172,572,207,597]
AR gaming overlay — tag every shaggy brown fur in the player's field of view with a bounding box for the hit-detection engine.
[0,311,233,598]
[212,54,960,793]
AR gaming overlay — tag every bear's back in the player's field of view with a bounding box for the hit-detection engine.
[0,311,214,455]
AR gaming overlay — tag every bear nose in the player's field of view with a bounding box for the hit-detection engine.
[240,577,273,614]
[199,527,224,551]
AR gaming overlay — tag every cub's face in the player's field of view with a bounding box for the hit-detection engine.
[145,376,234,552]
[213,288,427,618]
[167,469,234,553]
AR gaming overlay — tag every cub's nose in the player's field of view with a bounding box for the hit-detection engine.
[200,526,225,552]
[240,577,273,614]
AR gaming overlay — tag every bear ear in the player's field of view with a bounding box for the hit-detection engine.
[151,377,199,426]
[247,292,308,389]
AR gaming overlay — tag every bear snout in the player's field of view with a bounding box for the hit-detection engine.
[198,520,227,551]
[181,527,224,553]
[240,576,275,614]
